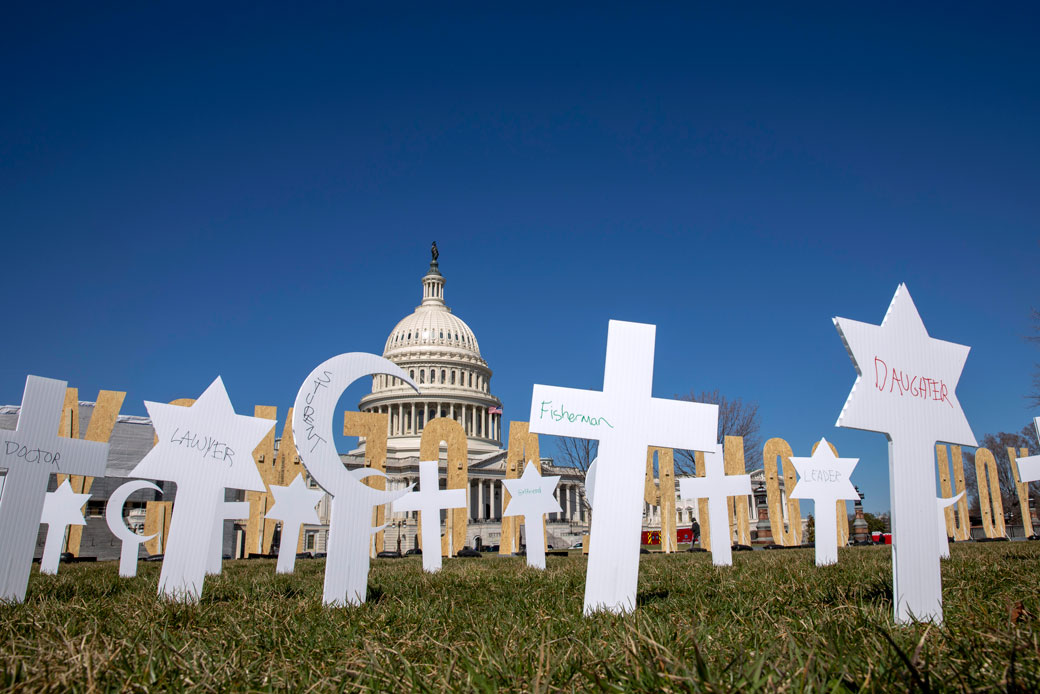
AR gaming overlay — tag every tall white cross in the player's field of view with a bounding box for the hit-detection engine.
[39,479,91,575]
[529,320,718,614]
[678,443,750,566]
[0,376,109,602]
[392,460,466,573]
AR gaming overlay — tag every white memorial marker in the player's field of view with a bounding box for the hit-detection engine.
[393,460,466,573]
[265,473,323,574]
[207,498,251,575]
[105,480,162,577]
[131,376,273,602]
[0,376,108,602]
[530,320,718,614]
[39,479,90,575]
[788,438,860,566]
[502,461,562,570]
[834,283,975,623]
[678,443,751,566]
[293,353,415,606]
[936,492,964,560]
[1014,417,1040,482]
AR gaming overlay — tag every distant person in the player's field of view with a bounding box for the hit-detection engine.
[692,520,701,546]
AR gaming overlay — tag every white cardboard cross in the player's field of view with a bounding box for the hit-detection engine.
[678,443,751,566]
[265,473,323,574]
[788,438,860,566]
[39,479,90,575]
[529,320,718,614]
[105,480,162,578]
[502,461,562,570]
[0,376,109,602]
[393,460,466,573]
[292,353,415,606]
[834,283,975,624]
[131,376,273,602]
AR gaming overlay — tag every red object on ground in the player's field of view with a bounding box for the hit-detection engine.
[871,531,881,542]
[883,533,893,545]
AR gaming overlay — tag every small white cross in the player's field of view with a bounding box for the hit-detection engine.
[393,460,466,573]
[0,376,108,602]
[679,443,751,566]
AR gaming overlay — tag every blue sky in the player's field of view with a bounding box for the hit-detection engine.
[1,3,1037,513]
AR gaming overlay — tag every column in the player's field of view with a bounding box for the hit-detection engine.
[450,403,454,421]
[410,403,416,435]
[477,478,484,521]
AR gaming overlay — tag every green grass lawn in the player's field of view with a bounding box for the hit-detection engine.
[2,543,1038,692]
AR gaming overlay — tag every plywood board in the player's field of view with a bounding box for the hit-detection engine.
[344,411,389,555]
[973,447,1005,539]
[57,388,125,555]
[503,421,541,555]
[244,405,278,557]
[420,418,468,557]
[724,436,751,545]
[762,438,802,546]
[143,501,173,555]
[936,444,971,541]
[645,447,677,553]
[1009,446,1034,537]
[694,450,711,550]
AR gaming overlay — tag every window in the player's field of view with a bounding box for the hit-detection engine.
[409,370,414,380]
[419,370,425,384]
[468,373,473,387]
[439,330,444,339]
[441,370,446,383]
[407,332,411,339]
[305,532,315,551]
[450,371,456,385]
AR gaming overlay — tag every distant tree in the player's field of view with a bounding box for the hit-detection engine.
[673,390,762,475]
[862,512,887,534]
[805,514,815,543]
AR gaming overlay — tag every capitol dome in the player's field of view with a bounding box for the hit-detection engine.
[358,250,503,455]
